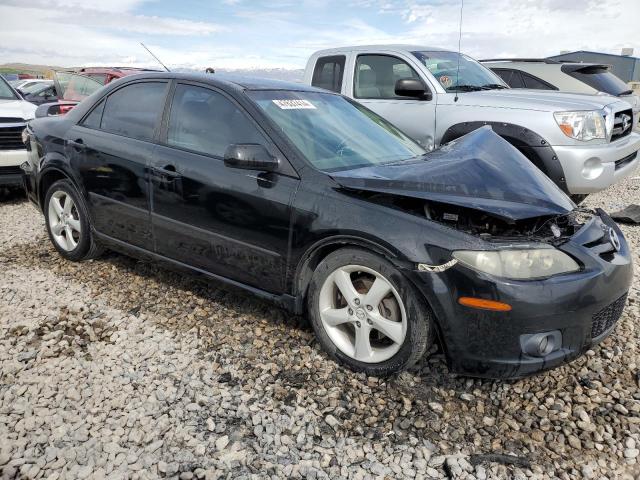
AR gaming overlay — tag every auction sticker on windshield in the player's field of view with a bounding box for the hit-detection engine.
[272,99,316,109]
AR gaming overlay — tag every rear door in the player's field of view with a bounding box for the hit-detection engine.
[68,80,169,250]
[150,82,299,292]
[352,54,437,150]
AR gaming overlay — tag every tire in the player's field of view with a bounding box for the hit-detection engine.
[43,179,104,261]
[307,248,432,376]
[570,194,588,205]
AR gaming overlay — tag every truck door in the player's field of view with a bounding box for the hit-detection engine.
[349,54,437,151]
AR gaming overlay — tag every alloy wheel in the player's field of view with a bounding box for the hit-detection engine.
[318,264,407,363]
[48,190,81,252]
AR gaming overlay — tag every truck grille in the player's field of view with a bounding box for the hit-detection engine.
[0,166,23,175]
[591,293,627,339]
[611,109,633,142]
[0,125,26,151]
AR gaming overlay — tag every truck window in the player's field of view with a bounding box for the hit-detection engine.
[311,56,345,93]
[354,55,421,99]
[492,68,525,88]
[521,72,557,90]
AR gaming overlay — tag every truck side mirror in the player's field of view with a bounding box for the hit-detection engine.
[395,78,432,101]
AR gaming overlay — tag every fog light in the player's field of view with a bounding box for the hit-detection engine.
[581,157,603,180]
[520,331,561,357]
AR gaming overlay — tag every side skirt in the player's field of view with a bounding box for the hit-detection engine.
[93,231,298,313]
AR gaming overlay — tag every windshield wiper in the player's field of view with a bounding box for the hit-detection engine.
[453,85,485,92]
[482,83,509,90]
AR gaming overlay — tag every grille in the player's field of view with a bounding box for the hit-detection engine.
[615,152,637,170]
[611,109,633,142]
[591,293,627,339]
[0,125,26,151]
[0,117,25,123]
[0,165,23,175]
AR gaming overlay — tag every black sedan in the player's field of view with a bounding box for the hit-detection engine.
[21,72,633,378]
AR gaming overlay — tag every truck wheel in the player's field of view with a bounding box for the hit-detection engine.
[44,179,104,261]
[307,248,432,376]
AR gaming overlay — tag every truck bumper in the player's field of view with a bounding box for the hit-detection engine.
[0,150,29,187]
[553,132,640,194]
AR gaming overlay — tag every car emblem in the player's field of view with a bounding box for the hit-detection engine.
[621,114,631,133]
[608,227,621,252]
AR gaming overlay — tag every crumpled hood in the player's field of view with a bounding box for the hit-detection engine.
[444,88,627,113]
[330,127,575,222]
[0,98,37,121]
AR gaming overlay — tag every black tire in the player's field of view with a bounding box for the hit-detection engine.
[307,248,432,376]
[570,194,588,205]
[43,179,104,261]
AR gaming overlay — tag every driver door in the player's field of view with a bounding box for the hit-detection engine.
[353,54,437,150]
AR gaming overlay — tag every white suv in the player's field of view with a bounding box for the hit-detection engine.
[481,59,640,131]
[0,76,36,187]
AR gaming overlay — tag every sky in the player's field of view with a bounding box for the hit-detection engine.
[0,0,638,70]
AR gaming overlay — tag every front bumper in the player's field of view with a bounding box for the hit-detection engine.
[553,132,640,194]
[0,150,29,187]
[410,211,633,379]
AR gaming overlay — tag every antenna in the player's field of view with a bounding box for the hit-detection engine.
[140,42,171,72]
[454,0,464,102]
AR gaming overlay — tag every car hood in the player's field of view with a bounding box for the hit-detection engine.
[442,88,624,112]
[0,98,37,120]
[330,127,575,222]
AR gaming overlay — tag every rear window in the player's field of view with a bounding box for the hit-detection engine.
[562,65,631,96]
[311,56,345,93]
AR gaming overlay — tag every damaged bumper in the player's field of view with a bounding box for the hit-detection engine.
[408,210,633,379]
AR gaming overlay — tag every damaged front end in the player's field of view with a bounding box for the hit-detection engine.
[331,127,587,244]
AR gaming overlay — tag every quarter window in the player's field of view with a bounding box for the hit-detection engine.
[167,84,266,158]
[100,82,167,141]
[521,72,556,90]
[492,69,525,88]
[82,99,105,130]
[311,56,346,93]
[354,55,421,99]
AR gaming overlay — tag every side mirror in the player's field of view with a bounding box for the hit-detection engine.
[224,144,279,172]
[395,78,432,100]
[35,101,76,118]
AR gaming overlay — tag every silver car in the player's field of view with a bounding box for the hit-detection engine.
[304,45,640,201]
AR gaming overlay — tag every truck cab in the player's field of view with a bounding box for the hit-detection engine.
[304,45,640,200]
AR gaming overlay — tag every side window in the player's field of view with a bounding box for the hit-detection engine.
[355,55,421,99]
[101,82,167,141]
[493,69,525,88]
[521,72,556,90]
[82,99,105,130]
[311,55,346,93]
[167,84,266,158]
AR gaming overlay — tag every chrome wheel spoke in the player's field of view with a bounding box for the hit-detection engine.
[51,197,64,217]
[63,195,73,214]
[51,221,64,236]
[353,326,373,361]
[320,307,351,327]
[364,277,392,308]
[368,312,404,345]
[67,218,81,232]
[65,226,77,249]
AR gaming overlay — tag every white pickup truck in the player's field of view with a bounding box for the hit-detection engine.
[304,45,640,202]
[0,75,37,188]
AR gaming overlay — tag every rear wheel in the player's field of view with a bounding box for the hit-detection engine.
[307,248,432,376]
[44,179,103,261]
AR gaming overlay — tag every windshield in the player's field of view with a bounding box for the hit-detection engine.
[412,51,507,92]
[248,90,425,172]
[0,76,19,100]
[21,82,50,94]
[55,72,103,101]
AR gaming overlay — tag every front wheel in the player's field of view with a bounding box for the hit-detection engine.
[307,248,433,376]
[44,179,103,261]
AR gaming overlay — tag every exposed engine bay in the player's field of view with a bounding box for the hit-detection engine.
[355,191,594,244]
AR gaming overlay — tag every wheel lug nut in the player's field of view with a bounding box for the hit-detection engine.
[348,308,353,315]
[367,318,373,325]
[366,305,373,311]
[356,321,361,328]
[354,298,360,305]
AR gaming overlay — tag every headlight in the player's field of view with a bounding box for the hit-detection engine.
[453,248,579,279]
[554,110,606,141]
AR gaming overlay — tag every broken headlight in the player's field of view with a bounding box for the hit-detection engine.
[554,110,606,141]
[453,247,579,280]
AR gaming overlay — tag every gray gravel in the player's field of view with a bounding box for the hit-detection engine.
[0,176,639,480]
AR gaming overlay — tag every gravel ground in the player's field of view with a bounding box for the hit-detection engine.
[0,176,639,480]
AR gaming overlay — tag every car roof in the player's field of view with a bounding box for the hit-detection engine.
[311,44,451,56]
[113,71,325,93]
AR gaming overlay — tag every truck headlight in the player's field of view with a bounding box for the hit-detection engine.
[554,110,606,141]
[453,248,579,279]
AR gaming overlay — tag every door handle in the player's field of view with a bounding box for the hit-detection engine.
[68,138,85,150]
[151,165,181,182]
